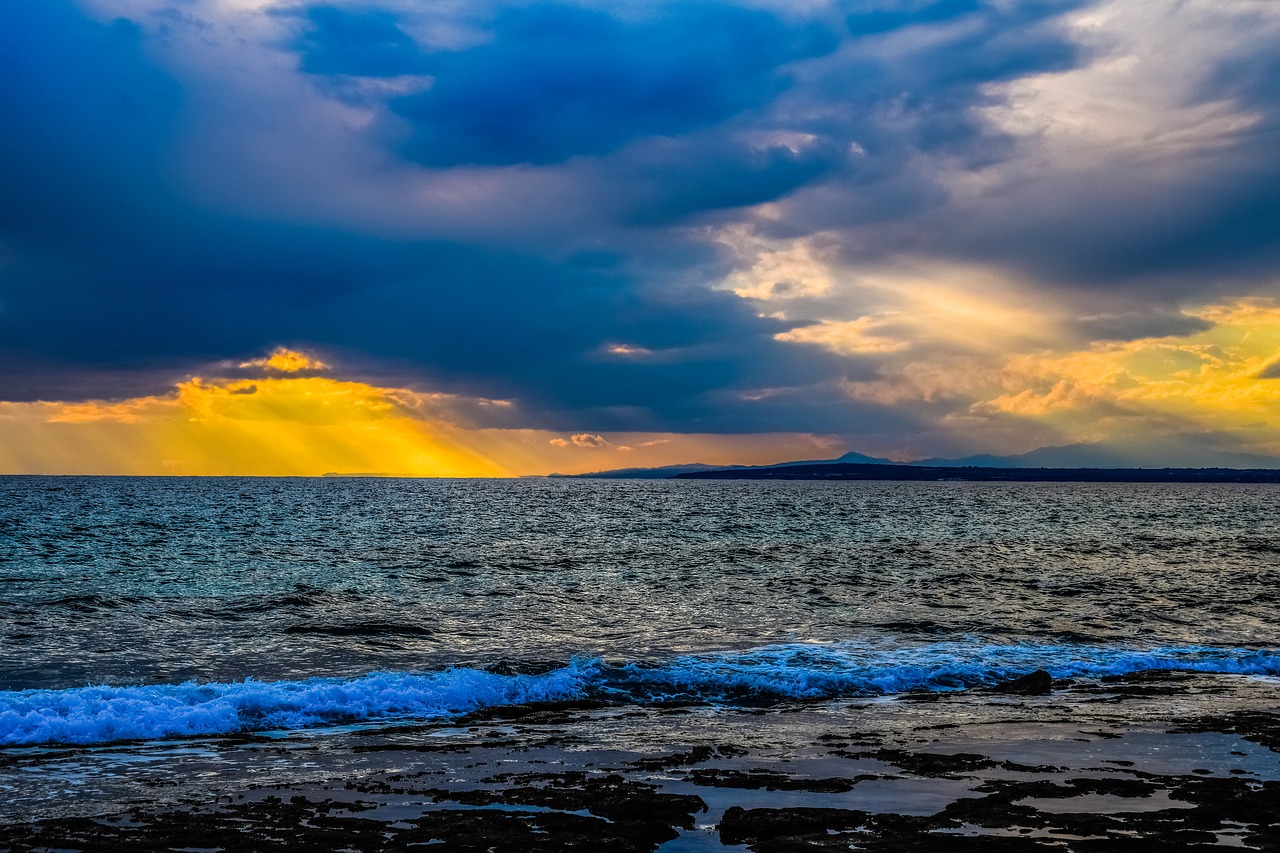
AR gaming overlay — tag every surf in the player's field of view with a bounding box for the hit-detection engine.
[3,641,1278,747]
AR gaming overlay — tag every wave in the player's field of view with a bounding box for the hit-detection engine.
[39,594,154,612]
[0,665,594,748]
[2,642,1277,747]
[282,623,434,637]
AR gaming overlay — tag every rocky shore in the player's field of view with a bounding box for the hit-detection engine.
[1,671,1277,851]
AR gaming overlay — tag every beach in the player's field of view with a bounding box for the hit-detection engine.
[2,670,1278,850]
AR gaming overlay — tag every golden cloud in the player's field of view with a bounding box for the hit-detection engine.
[2,352,504,476]
[0,348,846,476]
[776,316,912,355]
[239,347,330,373]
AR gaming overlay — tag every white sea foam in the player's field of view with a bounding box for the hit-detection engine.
[0,662,598,747]
[613,642,1280,701]
[2,643,1277,747]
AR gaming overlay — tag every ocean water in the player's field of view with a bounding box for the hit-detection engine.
[1,476,1278,747]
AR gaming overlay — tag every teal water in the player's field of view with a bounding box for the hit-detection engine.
[1,477,1277,744]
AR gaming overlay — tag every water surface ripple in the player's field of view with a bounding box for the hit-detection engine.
[1,477,1276,696]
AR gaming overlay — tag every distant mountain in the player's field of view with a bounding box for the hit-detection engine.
[545,463,737,479]
[915,442,1280,469]
[675,462,1280,483]
[775,451,897,467]
[911,444,1129,468]
[543,442,1280,479]
[546,450,897,479]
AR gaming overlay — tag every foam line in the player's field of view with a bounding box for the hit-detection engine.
[2,643,1276,746]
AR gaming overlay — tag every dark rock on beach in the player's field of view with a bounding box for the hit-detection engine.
[715,773,1280,851]
[430,773,706,842]
[3,697,1279,852]
[992,669,1054,695]
[0,801,672,853]
[0,775,706,853]
[684,767,868,792]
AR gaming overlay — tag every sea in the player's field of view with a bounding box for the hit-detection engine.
[1,476,1279,837]
[2,476,1277,743]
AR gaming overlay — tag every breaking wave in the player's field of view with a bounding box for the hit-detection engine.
[3,642,1277,747]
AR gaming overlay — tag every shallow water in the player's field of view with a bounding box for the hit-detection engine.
[1,477,1278,745]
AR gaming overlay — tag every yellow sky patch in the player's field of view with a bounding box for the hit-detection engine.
[0,367,506,477]
[727,215,1280,457]
[239,346,330,373]
[980,299,1280,447]
[0,351,848,476]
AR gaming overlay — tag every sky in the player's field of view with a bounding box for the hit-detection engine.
[1,0,1279,476]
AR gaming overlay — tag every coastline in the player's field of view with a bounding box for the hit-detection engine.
[674,464,1280,483]
[2,670,1277,851]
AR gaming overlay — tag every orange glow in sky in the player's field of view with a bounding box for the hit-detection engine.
[0,348,843,476]
[0,354,507,476]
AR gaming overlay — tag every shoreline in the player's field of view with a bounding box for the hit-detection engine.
[2,672,1277,850]
[675,463,1280,483]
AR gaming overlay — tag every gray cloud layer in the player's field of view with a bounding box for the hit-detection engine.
[2,0,1278,449]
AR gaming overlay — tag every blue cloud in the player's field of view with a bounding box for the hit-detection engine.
[845,0,985,35]
[9,0,1280,449]
[298,6,432,79]
[0,0,1080,430]
[297,3,836,166]
[0,3,179,242]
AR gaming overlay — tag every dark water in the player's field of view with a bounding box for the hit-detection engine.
[1,477,1278,745]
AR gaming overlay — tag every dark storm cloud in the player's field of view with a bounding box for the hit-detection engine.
[297,3,836,167]
[609,133,846,225]
[0,0,1083,432]
[1069,311,1214,343]
[892,4,1280,294]
[735,0,1085,244]
[1258,358,1280,381]
[846,0,1080,94]
[9,0,1278,446]
[297,247,871,432]
[941,160,1280,293]
[0,4,179,242]
[298,6,432,79]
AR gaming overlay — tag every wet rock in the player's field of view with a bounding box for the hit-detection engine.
[684,768,869,792]
[842,748,998,778]
[719,806,872,847]
[626,744,717,770]
[0,780,704,853]
[453,699,609,725]
[1172,710,1280,752]
[718,806,1053,851]
[442,772,706,839]
[992,669,1053,695]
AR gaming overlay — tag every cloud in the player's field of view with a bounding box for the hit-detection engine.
[0,351,509,475]
[776,316,913,355]
[296,4,836,167]
[4,0,1280,466]
[716,227,836,301]
[869,298,1280,456]
[917,0,1280,292]
[0,345,854,474]
[297,6,434,80]
[546,433,608,448]
[239,347,331,374]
